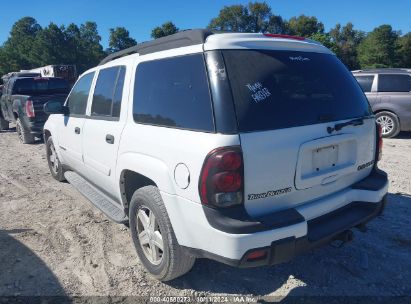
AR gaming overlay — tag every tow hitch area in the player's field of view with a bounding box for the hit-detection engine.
[331,230,354,248]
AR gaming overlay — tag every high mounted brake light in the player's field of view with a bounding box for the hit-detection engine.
[199,147,244,208]
[263,33,305,40]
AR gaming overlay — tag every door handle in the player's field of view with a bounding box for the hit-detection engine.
[74,127,80,134]
[106,134,115,144]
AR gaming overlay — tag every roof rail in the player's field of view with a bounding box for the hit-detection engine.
[353,68,411,74]
[99,29,214,66]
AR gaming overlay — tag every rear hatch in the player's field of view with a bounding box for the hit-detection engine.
[13,77,69,122]
[221,49,375,217]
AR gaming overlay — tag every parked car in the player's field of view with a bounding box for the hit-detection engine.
[0,76,70,143]
[353,68,411,138]
[43,30,388,281]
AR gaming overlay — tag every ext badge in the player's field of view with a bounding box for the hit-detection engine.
[248,187,292,201]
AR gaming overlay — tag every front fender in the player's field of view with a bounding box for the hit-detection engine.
[43,116,64,163]
[116,152,176,195]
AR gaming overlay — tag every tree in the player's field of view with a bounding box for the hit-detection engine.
[309,32,338,53]
[108,27,137,53]
[398,33,411,67]
[77,22,105,72]
[30,23,68,66]
[208,5,249,32]
[357,25,400,68]
[246,1,271,32]
[266,15,288,34]
[287,15,324,37]
[208,1,287,34]
[329,22,365,69]
[0,17,42,72]
[151,22,179,39]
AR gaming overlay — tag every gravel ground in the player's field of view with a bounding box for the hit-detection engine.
[0,126,410,300]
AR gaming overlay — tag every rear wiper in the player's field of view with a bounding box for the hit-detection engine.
[327,118,364,134]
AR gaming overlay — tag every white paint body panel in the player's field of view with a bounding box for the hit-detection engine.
[43,32,388,260]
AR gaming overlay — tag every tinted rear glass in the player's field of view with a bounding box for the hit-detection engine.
[355,75,375,93]
[378,74,411,92]
[12,78,69,95]
[222,50,371,132]
[133,54,214,132]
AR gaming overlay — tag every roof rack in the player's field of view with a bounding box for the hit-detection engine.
[99,29,214,66]
[353,68,411,74]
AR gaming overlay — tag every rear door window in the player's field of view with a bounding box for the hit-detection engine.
[133,54,214,132]
[67,72,95,116]
[222,50,371,132]
[378,74,411,92]
[355,75,375,92]
[91,66,126,119]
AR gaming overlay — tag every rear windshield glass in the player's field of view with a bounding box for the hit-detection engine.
[12,78,70,95]
[222,50,372,132]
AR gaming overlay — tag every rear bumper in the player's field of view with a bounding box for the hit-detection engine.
[27,120,45,135]
[185,196,387,267]
[162,169,388,264]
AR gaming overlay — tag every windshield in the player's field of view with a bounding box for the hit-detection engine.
[221,50,372,132]
[12,78,70,95]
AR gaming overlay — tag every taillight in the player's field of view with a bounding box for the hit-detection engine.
[376,123,383,163]
[26,99,35,118]
[263,33,305,40]
[199,147,244,208]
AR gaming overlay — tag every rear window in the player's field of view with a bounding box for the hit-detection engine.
[133,54,214,132]
[222,50,372,132]
[12,78,69,95]
[355,75,375,93]
[378,74,411,92]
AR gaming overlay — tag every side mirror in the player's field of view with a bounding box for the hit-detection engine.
[43,101,68,115]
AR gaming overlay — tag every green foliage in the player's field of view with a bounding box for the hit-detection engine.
[329,22,365,70]
[208,1,287,34]
[108,27,137,53]
[0,17,42,74]
[398,33,411,67]
[0,18,105,77]
[357,25,400,68]
[287,15,324,37]
[309,33,338,53]
[151,22,179,39]
[1,9,410,78]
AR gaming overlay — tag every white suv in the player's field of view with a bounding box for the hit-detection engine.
[43,30,388,281]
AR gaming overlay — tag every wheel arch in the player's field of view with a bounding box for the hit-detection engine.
[117,152,176,213]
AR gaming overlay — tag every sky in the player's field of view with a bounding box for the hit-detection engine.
[1,0,410,48]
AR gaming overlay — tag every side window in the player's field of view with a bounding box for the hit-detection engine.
[91,66,126,119]
[133,54,214,132]
[355,75,375,93]
[67,72,95,115]
[378,74,411,92]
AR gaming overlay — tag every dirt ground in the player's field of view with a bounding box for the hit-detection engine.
[0,126,410,300]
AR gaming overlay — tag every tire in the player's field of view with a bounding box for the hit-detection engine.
[129,186,195,281]
[16,118,35,144]
[46,136,65,181]
[0,116,9,131]
[375,111,401,138]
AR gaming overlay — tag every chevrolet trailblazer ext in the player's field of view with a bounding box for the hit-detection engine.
[43,30,388,281]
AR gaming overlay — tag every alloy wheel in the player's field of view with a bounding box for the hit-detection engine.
[49,143,59,174]
[376,115,394,135]
[136,206,164,265]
